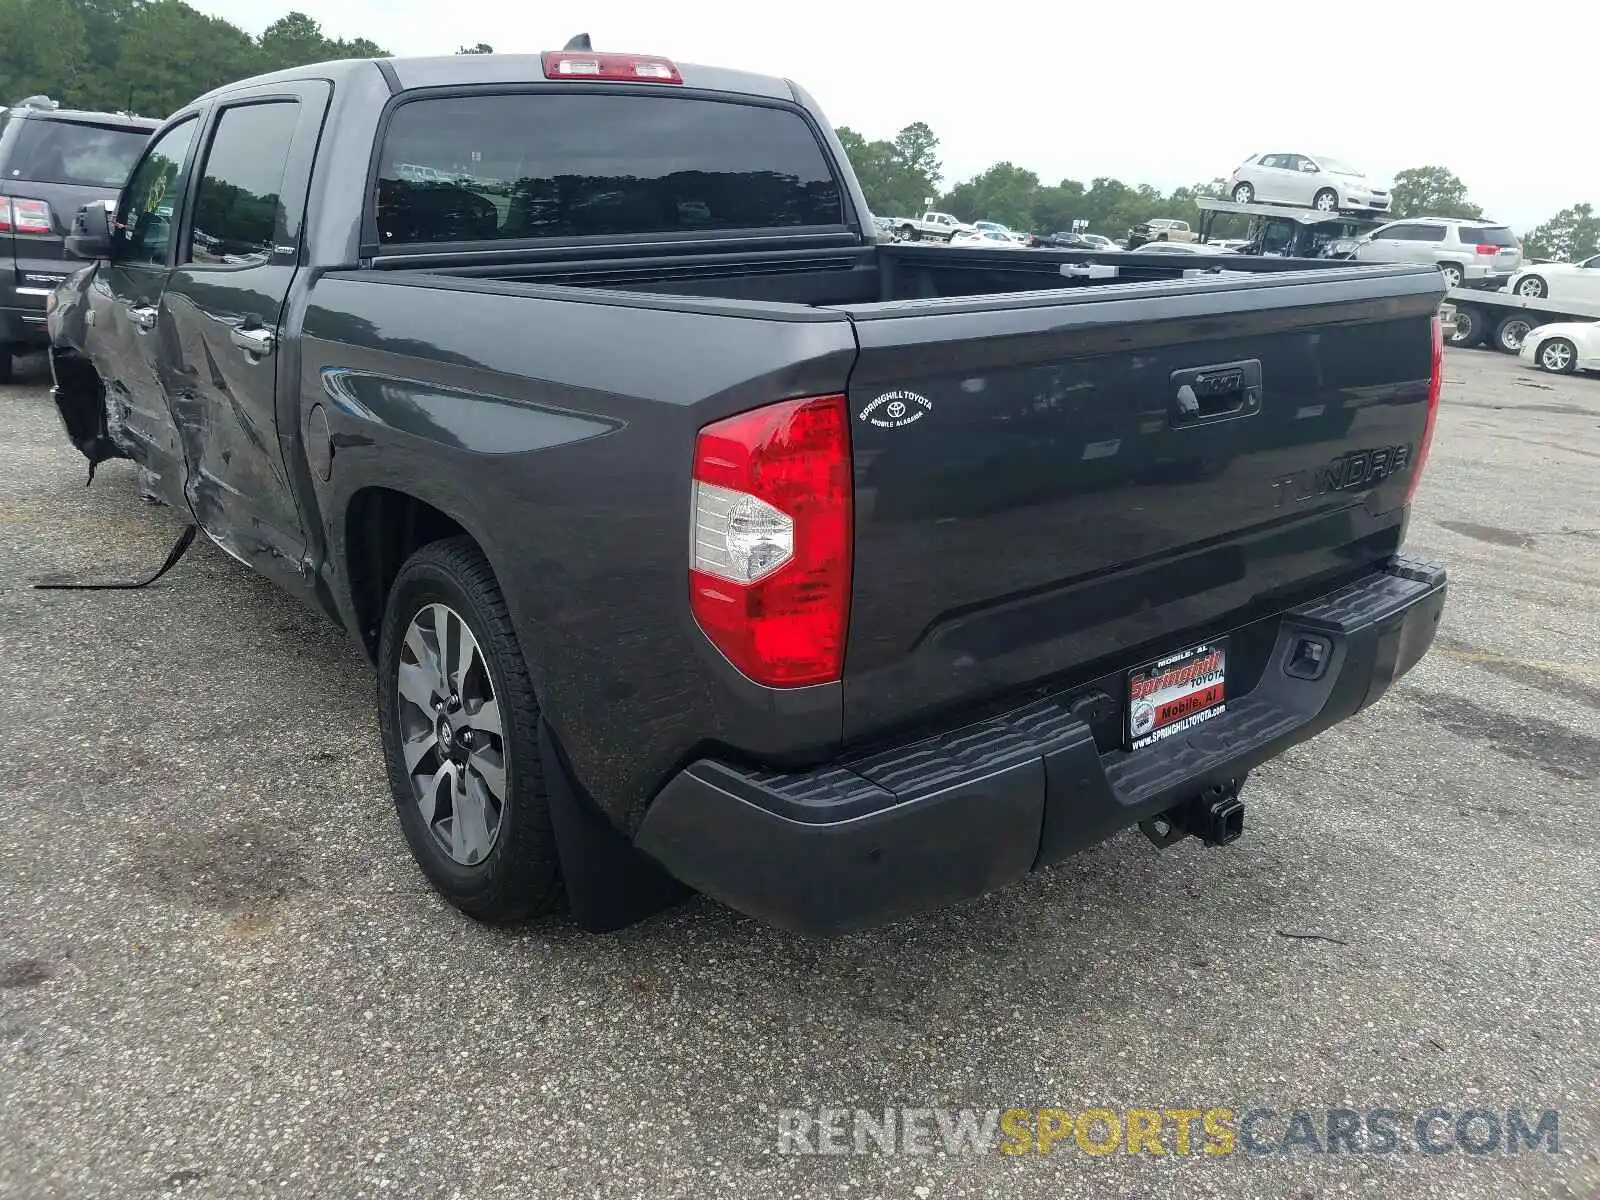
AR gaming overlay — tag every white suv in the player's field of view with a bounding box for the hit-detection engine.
[1351,218,1523,290]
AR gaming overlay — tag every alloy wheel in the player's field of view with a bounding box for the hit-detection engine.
[1540,341,1573,372]
[394,602,507,866]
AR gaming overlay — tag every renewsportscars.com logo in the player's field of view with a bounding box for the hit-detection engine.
[776,1106,1562,1157]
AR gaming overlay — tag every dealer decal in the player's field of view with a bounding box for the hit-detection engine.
[859,390,932,429]
[1128,640,1228,750]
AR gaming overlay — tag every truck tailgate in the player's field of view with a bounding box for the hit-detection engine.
[835,265,1444,741]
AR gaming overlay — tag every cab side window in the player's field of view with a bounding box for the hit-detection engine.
[187,101,300,267]
[114,117,198,266]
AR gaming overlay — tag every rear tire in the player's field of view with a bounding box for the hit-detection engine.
[1438,262,1464,289]
[1515,274,1546,299]
[1231,182,1254,203]
[1537,337,1577,374]
[1313,188,1339,212]
[1494,313,1536,354]
[1447,305,1486,347]
[377,536,562,922]
[900,224,918,242]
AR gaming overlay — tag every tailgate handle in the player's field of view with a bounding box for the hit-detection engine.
[1170,359,1262,426]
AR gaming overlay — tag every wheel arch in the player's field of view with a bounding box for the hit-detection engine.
[342,485,490,662]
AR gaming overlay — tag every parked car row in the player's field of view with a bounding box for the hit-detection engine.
[872,213,1129,253]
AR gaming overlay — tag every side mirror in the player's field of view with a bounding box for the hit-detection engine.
[65,201,113,260]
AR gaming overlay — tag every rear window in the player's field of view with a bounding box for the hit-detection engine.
[5,118,150,188]
[1462,225,1518,248]
[374,92,845,246]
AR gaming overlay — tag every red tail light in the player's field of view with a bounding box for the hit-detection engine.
[689,395,852,687]
[542,51,682,83]
[0,196,54,235]
[1474,244,1499,255]
[1406,314,1444,503]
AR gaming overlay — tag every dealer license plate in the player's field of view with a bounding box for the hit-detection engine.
[1127,639,1228,750]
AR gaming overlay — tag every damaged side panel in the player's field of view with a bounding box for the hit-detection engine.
[49,347,131,469]
[48,347,175,504]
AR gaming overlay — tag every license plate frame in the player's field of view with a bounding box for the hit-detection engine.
[1127,637,1229,751]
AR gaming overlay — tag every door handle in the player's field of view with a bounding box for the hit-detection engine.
[230,325,276,357]
[1170,360,1263,426]
[128,305,158,332]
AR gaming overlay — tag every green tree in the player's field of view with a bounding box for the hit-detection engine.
[941,162,1040,229]
[1,1,391,116]
[1390,166,1482,220]
[835,123,942,219]
[891,121,941,189]
[1521,203,1600,261]
[457,43,494,54]
[113,0,258,116]
[0,0,91,105]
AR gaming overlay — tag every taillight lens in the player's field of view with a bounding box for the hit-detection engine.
[1406,314,1444,503]
[0,196,54,235]
[1474,243,1498,255]
[541,51,682,83]
[690,395,852,687]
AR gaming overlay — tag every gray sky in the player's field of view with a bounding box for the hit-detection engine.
[191,0,1591,231]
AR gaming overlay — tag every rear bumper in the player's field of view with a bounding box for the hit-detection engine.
[1,300,51,348]
[2,273,59,349]
[637,556,1446,936]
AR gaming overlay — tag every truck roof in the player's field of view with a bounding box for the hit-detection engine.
[192,52,800,106]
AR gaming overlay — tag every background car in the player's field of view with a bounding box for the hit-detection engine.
[1351,218,1523,289]
[1126,218,1196,249]
[1033,230,1096,249]
[1507,253,1600,301]
[972,220,1028,244]
[1130,240,1235,255]
[1228,152,1391,213]
[949,228,1026,248]
[1077,232,1120,251]
[1519,320,1600,374]
[0,96,157,382]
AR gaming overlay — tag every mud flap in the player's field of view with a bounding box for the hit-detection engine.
[539,720,690,932]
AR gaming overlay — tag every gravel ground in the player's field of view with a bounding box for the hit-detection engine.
[1,346,1596,1200]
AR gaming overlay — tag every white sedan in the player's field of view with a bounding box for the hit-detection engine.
[1519,320,1600,375]
[1130,240,1235,255]
[949,229,1026,249]
[1506,254,1600,302]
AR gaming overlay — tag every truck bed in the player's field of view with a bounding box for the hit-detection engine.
[370,239,1346,309]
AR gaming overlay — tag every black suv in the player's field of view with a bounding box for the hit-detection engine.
[1,98,158,382]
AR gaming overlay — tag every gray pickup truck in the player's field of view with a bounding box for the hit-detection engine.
[47,44,1448,936]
